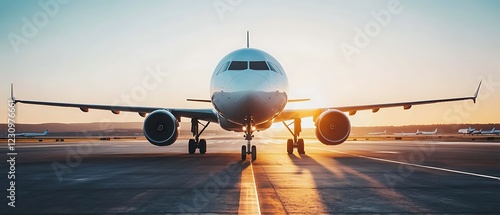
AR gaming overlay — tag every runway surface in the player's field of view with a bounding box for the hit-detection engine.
[2,137,500,214]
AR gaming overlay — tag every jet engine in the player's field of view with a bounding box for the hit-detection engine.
[315,109,351,145]
[143,110,179,146]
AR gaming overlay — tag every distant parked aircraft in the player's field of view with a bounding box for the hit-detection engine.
[472,129,482,135]
[458,127,475,135]
[393,131,417,136]
[417,128,438,135]
[479,128,498,135]
[368,130,386,135]
[15,130,48,138]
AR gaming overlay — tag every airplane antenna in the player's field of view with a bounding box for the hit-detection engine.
[246,31,249,48]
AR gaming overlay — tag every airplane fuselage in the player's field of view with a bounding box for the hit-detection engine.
[210,48,289,132]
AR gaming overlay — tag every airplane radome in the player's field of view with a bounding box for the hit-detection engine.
[12,32,482,161]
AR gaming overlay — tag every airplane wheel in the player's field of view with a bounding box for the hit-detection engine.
[286,139,293,154]
[297,138,305,154]
[199,139,207,154]
[241,145,247,161]
[251,145,257,161]
[188,139,196,154]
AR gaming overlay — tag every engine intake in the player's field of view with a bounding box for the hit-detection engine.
[143,110,178,146]
[315,109,351,145]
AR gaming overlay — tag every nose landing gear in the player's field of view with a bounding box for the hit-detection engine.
[241,118,257,161]
[241,140,257,161]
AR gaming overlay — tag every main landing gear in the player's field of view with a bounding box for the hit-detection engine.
[241,118,257,161]
[283,118,305,154]
[188,118,210,154]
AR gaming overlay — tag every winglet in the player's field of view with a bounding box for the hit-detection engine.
[10,83,15,102]
[472,80,482,103]
[246,31,249,48]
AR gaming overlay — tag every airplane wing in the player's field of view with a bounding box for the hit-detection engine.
[13,99,219,123]
[275,81,481,122]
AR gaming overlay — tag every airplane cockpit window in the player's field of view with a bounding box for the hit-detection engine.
[217,61,230,75]
[220,61,282,74]
[267,61,283,74]
[228,61,248,70]
[249,61,269,70]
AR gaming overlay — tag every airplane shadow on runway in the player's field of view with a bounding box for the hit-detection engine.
[98,154,252,214]
[6,152,251,214]
[287,153,426,213]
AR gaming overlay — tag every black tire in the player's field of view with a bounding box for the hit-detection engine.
[199,139,207,154]
[251,145,257,161]
[298,138,305,154]
[188,139,196,154]
[241,145,247,161]
[287,139,293,154]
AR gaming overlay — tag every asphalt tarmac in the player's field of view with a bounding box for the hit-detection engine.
[1,137,500,214]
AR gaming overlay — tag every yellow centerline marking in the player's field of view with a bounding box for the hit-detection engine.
[330,150,500,181]
[250,161,262,215]
[238,160,261,215]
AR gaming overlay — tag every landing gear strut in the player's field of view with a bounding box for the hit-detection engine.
[283,118,305,154]
[241,117,257,161]
[188,118,210,154]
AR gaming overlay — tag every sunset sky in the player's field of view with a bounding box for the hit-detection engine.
[1,0,499,127]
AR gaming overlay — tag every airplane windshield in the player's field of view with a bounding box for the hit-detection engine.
[267,61,283,74]
[217,61,230,75]
[222,61,281,73]
[249,61,269,70]
[228,61,248,70]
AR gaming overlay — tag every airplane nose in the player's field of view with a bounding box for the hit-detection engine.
[229,72,271,92]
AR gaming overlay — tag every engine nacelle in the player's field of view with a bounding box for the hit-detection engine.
[315,109,351,145]
[219,116,242,132]
[143,110,179,146]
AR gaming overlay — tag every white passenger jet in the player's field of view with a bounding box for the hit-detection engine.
[15,130,48,138]
[11,32,482,160]
[368,130,386,135]
[417,128,438,135]
[393,131,418,136]
[479,128,498,135]
[458,127,476,135]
